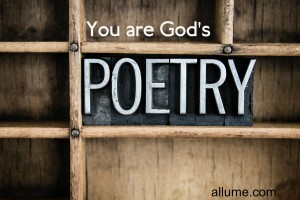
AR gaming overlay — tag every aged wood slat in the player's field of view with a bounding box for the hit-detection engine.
[216,0,234,44]
[0,42,69,53]
[69,0,83,129]
[69,0,85,199]
[232,44,300,56]
[0,122,68,128]
[0,199,69,200]
[82,42,300,56]
[0,129,68,139]
[82,123,300,139]
[0,127,68,138]
[81,42,223,54]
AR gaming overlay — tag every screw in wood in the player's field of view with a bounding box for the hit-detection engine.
[223,45,233,54]
[70,43,79,52]
[71,129,80,137]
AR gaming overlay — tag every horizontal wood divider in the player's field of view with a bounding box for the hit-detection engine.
[233,43,300,56]
[0,42,299,56]
[0,127,69,138]
[0,122,69,138]
[0,42,69,53]
[82,42,300,56]
[81,42,223,55]
[81,123,300,139]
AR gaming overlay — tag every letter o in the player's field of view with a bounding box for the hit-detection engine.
[112,58,142,115]
[98,26,109,37]
[175,26,186,37]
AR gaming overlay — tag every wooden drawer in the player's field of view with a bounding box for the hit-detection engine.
[0,0,299,199]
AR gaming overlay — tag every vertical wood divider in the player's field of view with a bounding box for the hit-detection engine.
[69,0,86,199]
[216,0,234,44]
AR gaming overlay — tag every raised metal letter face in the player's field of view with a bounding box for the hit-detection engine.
[84,59,110,114]
[112,58,142,115]
[200,59,226,114]
[228,59,256,115]
[170,59,197,114]
[146,59,170,114]
[83,56,255,126]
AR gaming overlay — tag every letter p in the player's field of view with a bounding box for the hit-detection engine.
[84,59,110,114]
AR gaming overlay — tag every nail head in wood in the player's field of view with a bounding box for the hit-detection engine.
[223,46,233,54]
[71,129,80,137]
[70,43,79,52]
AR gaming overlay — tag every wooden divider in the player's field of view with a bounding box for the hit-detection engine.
[0,42,69,53]
[81,123,300,139]
[216,0,234,44]
[0,0,299,199]
[0,42,300,56]
[69,0,85,199]
[81,42,300,56]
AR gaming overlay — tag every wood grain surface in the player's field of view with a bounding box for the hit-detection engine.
[0,0,68,41]
[82,123,300,139]
[234,0,300,43]
[254,57,300,122]
[0,42,69,53]
[86,138,300,200]
[0,139,69,199]
[0,122,69,138]
[216,0,234,44]
[81,42,300,56]
[0,54,69,122]
[69,0,86,199]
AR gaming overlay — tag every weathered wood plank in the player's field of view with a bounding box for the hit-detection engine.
[0,126,69,139]
[82,42,223,54]
[0,122,69,138]
[216,0,234,44]
[232,44,300,56]
[82,42,300,56]
[0,42,69,53]
[70,1,83,130]
[82,123,300,139]
[69,0,85,199]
